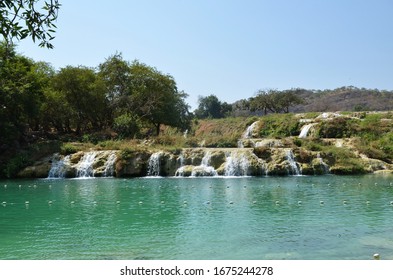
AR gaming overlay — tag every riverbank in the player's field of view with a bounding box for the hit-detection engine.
[9,111,393,179]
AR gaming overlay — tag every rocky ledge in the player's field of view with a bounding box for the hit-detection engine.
[17,140,393,178]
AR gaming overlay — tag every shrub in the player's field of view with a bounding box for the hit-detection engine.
[113,113,141,138]
[317,117,359,138]
[293,138,302,147]
[60,143,79,155]
[3,152,31,178]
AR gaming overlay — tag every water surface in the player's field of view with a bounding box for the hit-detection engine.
[1,175,393,260]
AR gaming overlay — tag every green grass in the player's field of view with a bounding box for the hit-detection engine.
[257,114,300,138]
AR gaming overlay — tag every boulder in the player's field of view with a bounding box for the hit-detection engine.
[116,151,150,177]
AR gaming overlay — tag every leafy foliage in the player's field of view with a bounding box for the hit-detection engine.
[250,88,305,114]
[317,117,359,138]
[113,113,141,139]
[50,66,109,133]
[195,94,232,119]
[128,61,191,135]
[0,43,47,145]
[0,0,60,50]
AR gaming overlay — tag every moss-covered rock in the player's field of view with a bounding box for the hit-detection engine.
[17,163,51,178]
[116,151,150,177]
[160,152,178,176]
[329,163,366,175]
[175,165,194,177]
[253,146,272,160]
[210,150,226,169]
[300,164,314,175]
[311,158,330,175]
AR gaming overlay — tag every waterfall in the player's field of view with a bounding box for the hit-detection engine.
[48,154,71,178]
[76,152,96,178]
[316,153,330,174]
[147,152,162,176]
[48,150,118,178]
[243,121,259,139]
[191,150,217,176]
[175,166,187,177]
[238,121,259,148]
[224,150,250,176]
[103,152,117,177]
[286,149,301,175]
[299,123,316,138]
[201,151,212,166]
[177,153,185,167]
[175,152,186,176]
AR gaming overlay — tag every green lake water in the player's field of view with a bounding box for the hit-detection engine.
[1,175,393,260]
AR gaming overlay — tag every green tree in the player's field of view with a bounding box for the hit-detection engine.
[0,43,47,146]
[0,0,60,51]
[51,66,109,134]
[250,90,273,115]
[195,94,231,119]
[277,88,306,113]
[250,88,305,114]
[98,52,131,102]
[113,112,141,138]
[129,61,191,135]
[41,86,71,133]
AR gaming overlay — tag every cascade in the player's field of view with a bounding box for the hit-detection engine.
[243,121,259,139]
[238,121,260,148]
[191,150,217,176]
[224,150,250,176]
[103,152,117,177]
[201,151,212,166]
[316,153,330,174]
[299,123,316,138]
[48,150,119,178]
[76,152,97,178]
[175,166,187,177]
[147,152,162,176]
[48,154,71,178]
[175,153,186,176]
[177,153,185,166]
[285,149,301,175]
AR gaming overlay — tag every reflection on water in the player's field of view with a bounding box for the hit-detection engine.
[1,175,393,260]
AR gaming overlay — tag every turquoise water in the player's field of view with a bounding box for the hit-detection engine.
[1,175,393,260]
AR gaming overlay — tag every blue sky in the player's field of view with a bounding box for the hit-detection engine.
[17,0,393,109]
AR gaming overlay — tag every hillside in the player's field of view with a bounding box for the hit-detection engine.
[291,87,393,112]
[232,87,393,116]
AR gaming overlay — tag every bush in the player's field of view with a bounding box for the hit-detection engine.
[60,143,79,155]
[293,138,302,147]
[355,132,393,164]
[113,113,141,138]
[317,117,359,138]
[3,152,30,178]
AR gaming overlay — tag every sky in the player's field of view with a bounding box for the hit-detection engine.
[16,0,393,110]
